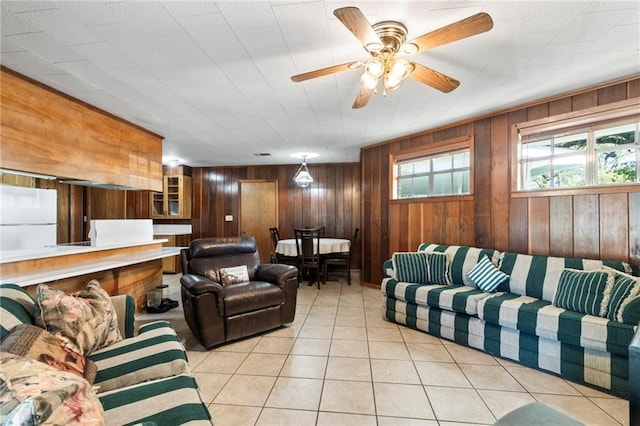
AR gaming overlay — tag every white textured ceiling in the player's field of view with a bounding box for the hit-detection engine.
[2,1,639,167]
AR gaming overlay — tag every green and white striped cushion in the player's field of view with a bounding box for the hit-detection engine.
[553,269,613,317]
[498,252,629,303]
[0,284,35,340]
[99,373,213,425]
[427,252,451,285]
[602,268,640,323]
[383,279,492,315]
[466,255,509,292]
[419,244,500,287]
[478,293,635,356]
[383,294,486,349]
[392,252,428,284]
[88,321,190,393]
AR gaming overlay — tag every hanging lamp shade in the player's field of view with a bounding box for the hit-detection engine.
[293,157,314,188]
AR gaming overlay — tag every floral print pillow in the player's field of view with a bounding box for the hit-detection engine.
[0,352,105,425]
[0,324,97,384]
[34,280,122,356]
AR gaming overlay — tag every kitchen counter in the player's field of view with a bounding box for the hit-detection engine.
[0,240,176,311]
[0,239,169,265]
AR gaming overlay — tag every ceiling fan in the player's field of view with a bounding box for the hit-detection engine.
[291,7,493,109]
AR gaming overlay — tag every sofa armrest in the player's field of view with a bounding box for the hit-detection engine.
[630,326,640,425]
[255,263,298,288]
[383,259,393,277]
[110,295,135,338]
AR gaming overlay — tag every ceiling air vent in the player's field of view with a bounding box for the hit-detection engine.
[253,153,271,157]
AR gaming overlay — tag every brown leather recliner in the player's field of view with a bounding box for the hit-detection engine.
[180,236,298,349]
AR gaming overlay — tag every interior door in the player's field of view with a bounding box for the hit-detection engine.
[239,180,278,264]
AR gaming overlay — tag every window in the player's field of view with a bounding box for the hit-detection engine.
[516,100,639,191]
[392,135,472,199]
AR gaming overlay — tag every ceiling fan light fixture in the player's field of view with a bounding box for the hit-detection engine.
[400,43,419,55]
[365,57,384,78]
[360,71,379,90]
[383,73,402,92]
[390,58,414,81]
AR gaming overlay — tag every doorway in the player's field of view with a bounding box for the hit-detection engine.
[239,180,278,264]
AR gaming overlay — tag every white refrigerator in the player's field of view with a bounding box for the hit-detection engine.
[0,184,57,251]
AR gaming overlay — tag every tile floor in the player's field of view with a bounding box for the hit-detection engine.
[138,274,629,426]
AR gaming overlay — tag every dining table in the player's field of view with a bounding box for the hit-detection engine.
[275,238,350,256]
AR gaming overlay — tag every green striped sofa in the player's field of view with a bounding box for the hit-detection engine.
[382,244,640,395]
[0,284,213,426]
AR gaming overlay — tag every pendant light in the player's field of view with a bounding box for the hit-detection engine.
[293,155,314,188]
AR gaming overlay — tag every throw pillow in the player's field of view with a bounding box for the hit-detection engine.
[34,280,122,355]
[219,265,250,286]
[0,352,105,425]
[466,255,510,292]
[602,267,640,323]
[553,269,614,317]
[427,252,451,285]
[392,252,428,284]
[0,324,97,384]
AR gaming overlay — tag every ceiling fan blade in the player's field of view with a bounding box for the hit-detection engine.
[352,87,374,109]
[334,7,382,49]
[408,12,493,53]
[410,63,460,93]
[291,62,360,82]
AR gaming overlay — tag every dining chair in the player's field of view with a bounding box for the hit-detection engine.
[269,227,297,267]
[322,227,359,285]
[294,227,323,288]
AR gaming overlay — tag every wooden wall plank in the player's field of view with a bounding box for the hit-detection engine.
[572,92,598,110]
[528,197,550,255]
[629,78,640,98]
[630,192,640,266]
[407,203,423,251]
[598,82,628,105]
[491,114,511,251]
[599,193,629,261]
[527,103,549,121]
[548,98,573,116]
[573,194,599,258]
[508,198,528,254]
[549,196,574,257]
[474,118,492,248]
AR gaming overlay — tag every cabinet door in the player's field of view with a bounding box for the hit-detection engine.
[166,176,181,217]
[148,174,191,218]
[150,191,165,217]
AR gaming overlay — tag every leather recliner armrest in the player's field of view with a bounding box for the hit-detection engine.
[180,274,224,296]
[255,263,298,287]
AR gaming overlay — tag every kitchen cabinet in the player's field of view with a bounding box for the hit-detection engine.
[150,167,192,219]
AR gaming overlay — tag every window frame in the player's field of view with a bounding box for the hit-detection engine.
[390,135,474,202]
[511,98,640,196]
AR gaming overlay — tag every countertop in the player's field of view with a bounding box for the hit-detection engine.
[0,239,169,265]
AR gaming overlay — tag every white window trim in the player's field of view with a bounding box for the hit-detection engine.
[390,134,474,201]
[511,98,640,195]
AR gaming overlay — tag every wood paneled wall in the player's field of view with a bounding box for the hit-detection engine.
[361,76,640,286]
[189,163,361,266]
[0,67,163,192]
